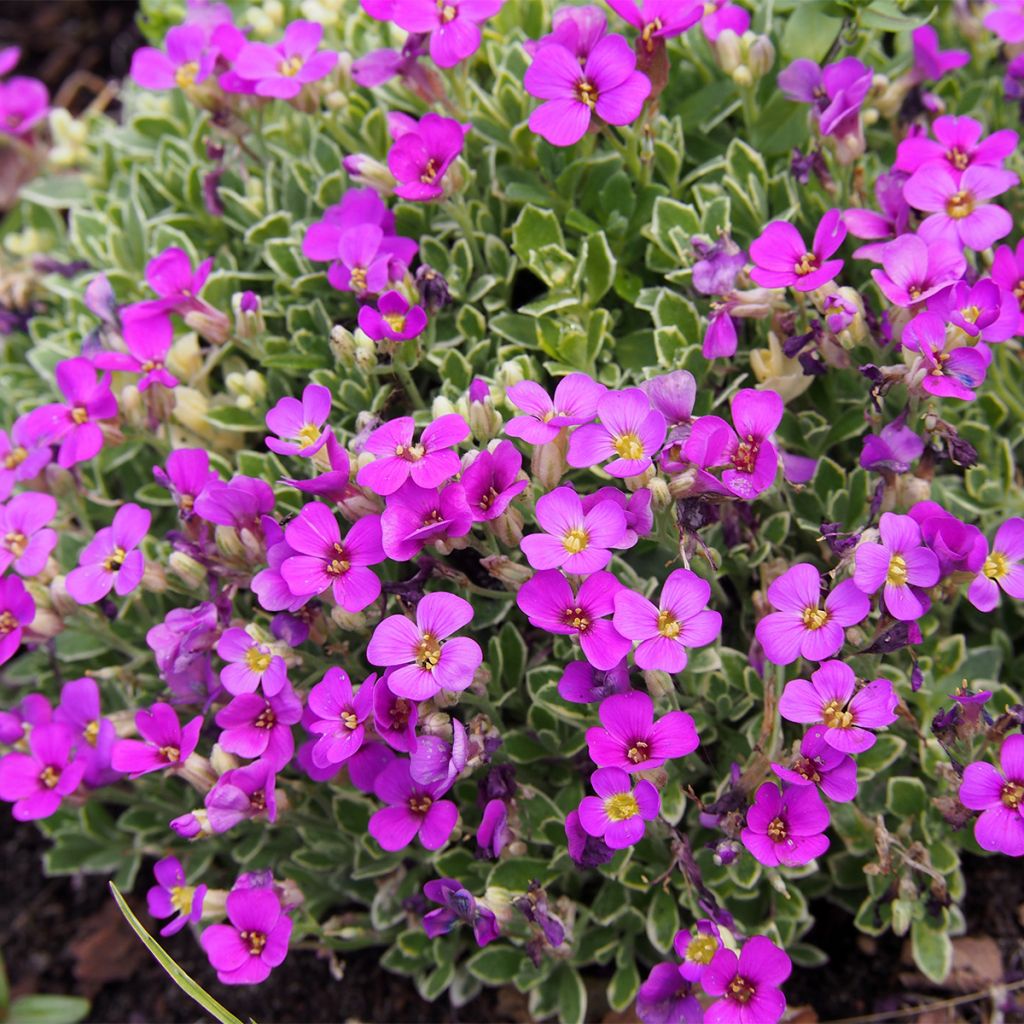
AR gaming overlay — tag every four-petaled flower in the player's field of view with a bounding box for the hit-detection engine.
[520,486,627,574]
[741,782,830,867]
[577,766,660,849]
[959,734,1024,857]
[853,512,941,620]
[749,209,847,291]
[586,691,699,771]
[200,887,293,985]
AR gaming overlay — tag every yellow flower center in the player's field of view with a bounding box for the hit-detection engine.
[886,554,908,586]
[241,930,267,955]
[341,710,359,730]
[613,432,644,460]
[71,406,90,425]
[603,792,639,821]
[801,606,829,631]
[170,885,195,915]
[946,147,969,171]
[767,816,787,841]
[822,698,854,729]
[795,756,822,783]
[686,935,718,965]
[389,698,411,729]
[983,551,1009,581]
[175,61,199,88]
[326,542,350,578]
[350,267,368,291]
[297,423,321,448]
[383,312,407,333]
[254,707,277,730]
[437,0,458,23]
[627,740,650,764]
[4,446,28,469]
[409,794,433,814]
[563,605,590,631]
[395,443,426,462]
[563,527,589,554]
[1001,781,1024,810]
[0,610,17,634]
[795,251,819,276]
[945,190,974,220]
[732,436,758,474]
[159,744,180,763]
[103,546,127,573]
[415,633,442,671]
[728,976,756,1005]
[657,609,680,639]
[84,720,100,746]
[4,530,27,557]
[575,79,598,108]
[420,157,439,184]
[278,55,304,77]
[641,18,663,52]
[39,765,60,788]
[245,646,273,674]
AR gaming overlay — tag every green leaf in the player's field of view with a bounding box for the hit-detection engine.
[645,888,680,954]
[205,407,266,432]
[512,205,565,261]
[554,963,586,1024]
[607,943,639,1013]
[108,884,245,1024]
[466,946,529,985]
[578,231,616,304]
[886,776,927,817]
[7,996,90,1024]
[781,2,844,62]
[20,175,91,209]
[911,919,952,984]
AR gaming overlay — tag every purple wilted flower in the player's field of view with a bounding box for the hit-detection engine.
[907,502,986,576]
[968,518,1024,612]
[960,734,1024,856]
[992,239,1024,335]
[904,163,1018,251]
[755,564,869,666]
[0,693,51,746]
[386,114,467,201]
[217,629,288,697]
[305,667,375,768]
[525,5,608,60]
[517,569,630,670]
[557,659,631,703]
[373,674,419,752]
[612,569,721,673]
[702,936,792,1024]
[771,725,858,803]
[92,314,177,390]
[111,703,203,778]
[683,388,784,500]
[65,503,150,604]
[691,237,746,296]
[524,34,651,146]
[265,383,331,458]
[148,857,207,937]
[778,56,872,145]
[230,20,337,99]
[0,416,51,500]
[505,373,606,444]
[853,512,941,619]
[22,358,117,468]
[929,278,1018,345]
[872,234,966,307]
[641,370,696,438]
[860,415,924,472]
[635,965,701,1024]
[130,24,216,91]
[909,25,969,82]
[674,919,722,983]
[282,433,359,506]
[201,887,292,985]
[581,487,653,548]
[411,719,468,787]
[0,723,84,820]
[194,474,273,530]
[741,782,829,866]
[387,0,503,68]
[53,677,119,789]
[843,170,911,260]
[896,115,1017,175]
[477,798,510,857]
[358,291,428,342]
[578,766,659,849]
[779,660,898,754]
[0,492,57,576]
[0,76,48,140]
[367,592,482,700]
[280,503,384,612]
[521,486,627,574]
[460,441,528,522]
[380,481,472,561]
[586,691,698,771]
[565,807,615,867]
[358,414,468,496]
[368,760,458,851]
[749,209,846,291]
[352,32,430,88]
[153,448,218,518]
[605,0,701,49]
[568,387,666,478]
[423,878,500,946]
[206,759,278,832]
[214,683,303,769]
[146,603,220,700]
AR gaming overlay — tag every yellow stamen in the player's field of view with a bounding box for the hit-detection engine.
[563,605,590,631]
[1002,781,1024,810]
[575,80,598,108]
[945,190,974,220]
[822,698,854,730]
[241,930,267,955]
[278,55,304,77]
[886,554,908,586]
[39,765,60,788]
[983,551,1009,581]
[686,935,718,965]
[801,606,829,631]
[245,646,273,674]
[175,61,199,88]
[795,251,819,276]
[563,527,589,554]
[604,792,639,821]
[766,816,787,841]
[170,885,195,915]
[613,432,644,460]
[3,446,27,469]
[297,423,321,448]
[415,633,442,671]
[409,794,433,814]
[657,609,681,639]
[4,530,27,558]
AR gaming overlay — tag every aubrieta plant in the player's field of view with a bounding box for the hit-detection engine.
[0,0,1023,1020]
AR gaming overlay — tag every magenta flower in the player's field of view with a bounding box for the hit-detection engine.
[194,475,274,530]
[612,569,721,673]
[0,492,57,577]
[565,807,614,868]
[0,46,19,77]
[281,503,385,612]
[22,357,117,468]
[93,314,177,390]
[282,433,358,506]
[206,760,279,833]
[130,24,216,91]
[0,693,51,746]
[904,162,1017,251]
[580,486,652,548]
[772,725,858,804]
[871,234,966,307]
[585,691,698,771]
[477,798,510,858]
[65,502,150,604]
[525,5,608,60]
[968,518,1024,612]
[214,683,303,769]
[673,919,722,983]
[779,660,898,754]
[367,592,482,700]
[387,0,502,67]
[153,448,218,518]
[505,373,606,445]
[702,936,791,1024]
[423,878,500,947]
[358,414,468,495]
[843,170,911,260]
[411,719,468,789]
[201,888,292,986]
[147,856,207,937]
[358,291,429,341]
[578,766,660,849]
[959,734,1024,856]
[231,20,338,99]
[853,511,941,619]
[521,486,627,574]
[53,677,119,789]
[217,628,288,697]
[749,209,846,291]
[992,239,1024,335]
[755,564,869,666]
[265,383,331,458]
[903,312,991,402]
[127,247,214,321]
[741,782,829,867]
[525,34,651,146]
[111,703,203,778]
[306,667,375,768]
[929,278,1018,344]
[778,56,872,146]
[0,723,84,821]
[896,115,1016,175]
[368,760,458,852]
[373,674,419,752]
[380,481,472,561]
[606,0,701,48]
[460,441,528,522]
[0,76,48,140]
[568,387,666,478]
[517,569,631,671]
[0,416,52,500]
[0,575,33,667]
[386,113,467,201]
[860,415,924,473]
[683,388,784,500]
[635,965,701,1024]
[910,25,969,82]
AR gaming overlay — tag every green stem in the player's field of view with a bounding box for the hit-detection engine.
[446,194,483,274]
[392,357,427,411]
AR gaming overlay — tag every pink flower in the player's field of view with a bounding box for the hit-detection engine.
[65,503,151,604]
[0,76,49,140]
[153,448,219,518]
[390,0,504,68]
[368,760,458,851]
[612,568,721,673]
[460,441,528,522]
[366,592,483,700]
[373,675,419,752]
[306,667,375,768]
[673,919,723,983]
[380,481,472,561]
[580,486,653,548]
[0,575,34,667]
[93,315,178,390]
[904,312,991,402]
[147,856,207,937]
[568,387,666,478]
[217,628,289,697]
[201,888,292,985]
[605,0,702,47]
[959,734,1024,856]
[0,723,84,821]
[749,209,846,291]
[909,25,970,82]
[505,373,606,445]
[755,564,870,665]
[771,725,858,803]
[111,702,203,778]
[517,569,630,670]
[357,291,428,341]
[585,691,698,771]
[741,782,829,866]
[0,415,52,500]
[0,492,58,577]
[702,936,792,1024]
[895,115,1016,175]
[778,660,898,754]
[992,239,1024,335]
[967,517,1024,612]
[265,383,332,457]
[214,683,304,769]
[386,113,468,201]
[130,24,216,91]
[357,414,468,495]
[525,34,651,146]
[231,20,338,99]
[871,234,966,307]
[853,512,941,619]
[520,486,627,574]
[577,766,660,849]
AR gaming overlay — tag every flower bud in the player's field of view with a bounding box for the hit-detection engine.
[642,669,673,700]
[480,555,532,588]
[647,477,672,511]
[118,383,144,426]
[531,431,569,491]
[342,154,396,196]
[469,397,502,444]
[490,506,524,548]
[169,551,208,589]
[214,525,246,560]
[330,606,370,632]
[174,752,217,794]
[432,395,457,419]
[714,30,742,74]
[169,332,203,380]
[415,265,452,314]
[210,743,241,777]
[48,574,78,617]
[354,334,378,372]
[731,65,753,88]
[747,35,775,79]
[141,560,168,593]
[199,887,229,918]
[330,324,356,365]
[232,291,265,341]
[183,306,231,346]
[173,387,212,436]
[495,360,526,390]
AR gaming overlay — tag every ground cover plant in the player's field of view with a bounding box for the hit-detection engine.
[1,0,1023,1020]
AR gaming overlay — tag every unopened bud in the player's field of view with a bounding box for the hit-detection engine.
[480,554,532,588]
[714,30,742,74]
[169,333,203,380]
[183,306,231,346]
[647,477,672,511]
[432,395,457,419]
[140,560,167,593]
[210,743,241,776]
[330,324,356,365]
[731,65,753,88]
[354,334,378,372]
[748,35,775,79]
[232,291,265,341]
[330,606,370,632]
[174,752,217,793]
[495,360,526,390]
[48,575,78,617]
[643,669,673,700]
[490,506,524,548]
[415,265,452,314]
[342,154,396,196]
[215,525,246,560]
[531,432,568,491]
[169,551,208,589]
